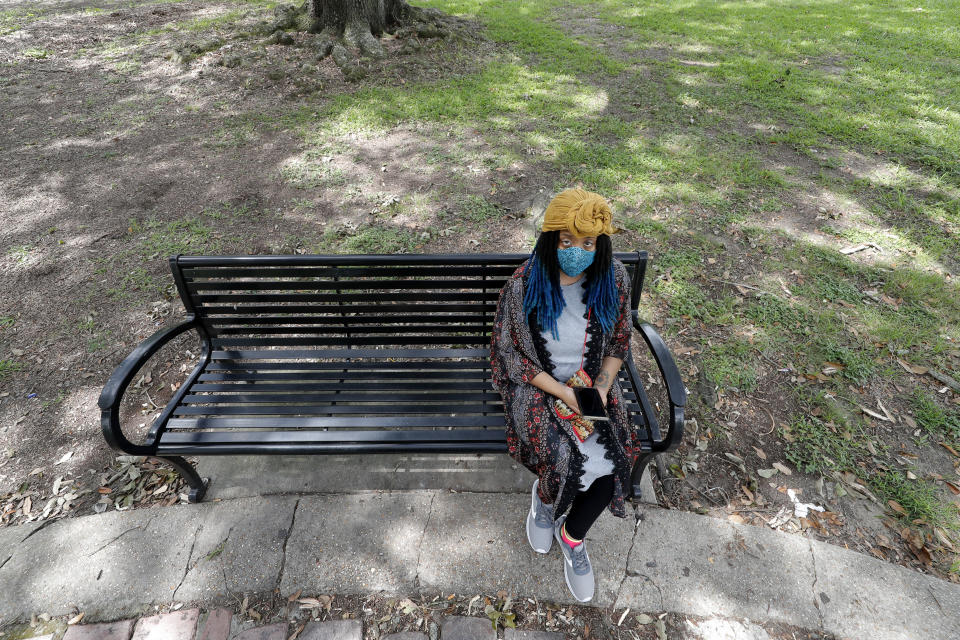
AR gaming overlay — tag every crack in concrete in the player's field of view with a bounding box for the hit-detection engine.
[172,522,203,602]
[87,515,158,557]
[275,498,300,591]
[20,518,58,543]
[807,539,825,633]
[0,555,10,571]
[412,492,437,594]
[623,571,664,611]
[615,504,644,607]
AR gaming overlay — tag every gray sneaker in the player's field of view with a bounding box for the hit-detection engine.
[553,514,595,602]
[526,479,554,554]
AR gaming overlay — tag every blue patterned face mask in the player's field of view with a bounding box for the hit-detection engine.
[557,246,595,277]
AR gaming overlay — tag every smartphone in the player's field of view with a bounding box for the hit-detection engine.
[573,387,609,421]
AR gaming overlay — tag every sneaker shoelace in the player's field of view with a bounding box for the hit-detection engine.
[569,542,590,575]
[534,497,553,527]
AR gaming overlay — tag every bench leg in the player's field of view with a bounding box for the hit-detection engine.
[629,452,656,503]
[155,456,209,503]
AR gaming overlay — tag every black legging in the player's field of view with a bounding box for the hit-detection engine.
[563,474,615,540]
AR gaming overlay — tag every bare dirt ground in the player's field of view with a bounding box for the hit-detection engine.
[1,0,957,597]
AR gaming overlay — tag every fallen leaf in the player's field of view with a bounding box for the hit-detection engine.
[935,528,955,551]
[906,471,917,480]
[636,614,654,625]
[944,482,960,495]
[752,446,767,460]
[822,362,845,375]
[888,500,907,516]
[55,451,74,465]
[67,613,85,625]
[941,443,960,458]
[654,619,667,640]
[97,487,112,494]
[772,462,793,475]
[758,468,778,478]
[897,359,928,375]
[288,589,302,602]
[288,624,305,640]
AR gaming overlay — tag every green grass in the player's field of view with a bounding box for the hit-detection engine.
[783,415,871,475]
[704,338,758,392]
[106,267,157,299]
[457,195,502,224]
[131,216,219,257]
[912,390,960,445]
[317,225,421,254]
[0,359,22,379]
[870,471,957,528]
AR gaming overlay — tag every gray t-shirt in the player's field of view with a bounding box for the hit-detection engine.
[541,280,613,491]
[542,281,589,383]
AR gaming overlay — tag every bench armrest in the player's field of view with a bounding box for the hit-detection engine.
[632,313,687,452]
[98,318,201,455]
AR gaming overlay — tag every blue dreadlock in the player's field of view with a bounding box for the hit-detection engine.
[522,251,566,341]
[522,246,620,341]
[587,259,619,334]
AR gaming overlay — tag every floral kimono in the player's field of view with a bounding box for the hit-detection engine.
[490,257,642,518]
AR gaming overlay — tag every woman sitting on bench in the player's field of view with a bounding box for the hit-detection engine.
[490,188,640,603]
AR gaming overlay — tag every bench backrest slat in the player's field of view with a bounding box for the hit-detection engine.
[172,252,647,349]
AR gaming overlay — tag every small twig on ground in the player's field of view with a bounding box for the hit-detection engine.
[726,507,777,513]
[684,478,723,506]
[710,279,764,291]
[759,405,776,435]
[928,370,960,393]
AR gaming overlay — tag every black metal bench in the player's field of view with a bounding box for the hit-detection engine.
[98,253,686,503]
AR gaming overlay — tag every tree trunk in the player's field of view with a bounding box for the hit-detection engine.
[267,0,449,78]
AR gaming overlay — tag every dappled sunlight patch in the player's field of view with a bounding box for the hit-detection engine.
[817,223,953,275]
[310,62,610,136]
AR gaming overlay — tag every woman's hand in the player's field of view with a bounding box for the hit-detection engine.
[594,380,610,407]
[596,386,609,407]
[562,386,581,414]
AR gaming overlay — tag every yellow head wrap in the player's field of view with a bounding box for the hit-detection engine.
[541,188,618,237]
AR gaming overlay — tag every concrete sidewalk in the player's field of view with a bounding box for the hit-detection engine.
[2,491,958,639]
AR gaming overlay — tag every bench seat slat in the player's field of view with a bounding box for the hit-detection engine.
[183,391,506,403]
[197,370,492,381]
[188,381,497,392]
[172,404,500,416]
[160,428,507,445]
[206,315,489,326]
[209,325,487,336]
[165,416,507,429]
[195,292,501,304]
[200,303,499,316]
[183,265,520,279]
[203,360,490,371]
[209,348,489,360]
[210,337,490,347]
[182,391,636,403]
[188,279,509,292]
